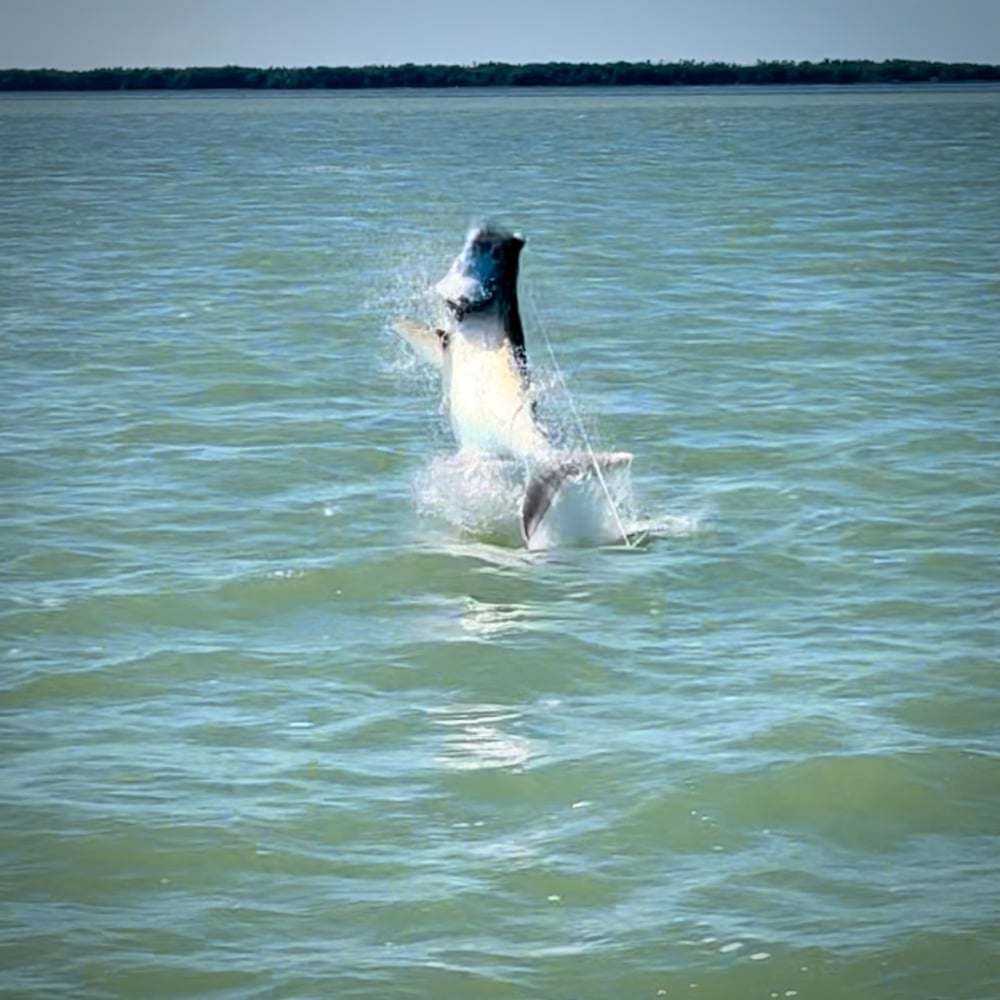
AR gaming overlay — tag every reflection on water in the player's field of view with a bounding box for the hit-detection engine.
[428,703,539,771]
[460,596,532,639]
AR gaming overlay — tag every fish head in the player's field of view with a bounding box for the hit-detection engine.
[435,224,525,319]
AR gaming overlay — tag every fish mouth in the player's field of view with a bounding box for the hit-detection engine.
[435,269,497,315]
[435,224,524,318]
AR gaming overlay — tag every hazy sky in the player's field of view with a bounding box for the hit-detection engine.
[1,0,998,69]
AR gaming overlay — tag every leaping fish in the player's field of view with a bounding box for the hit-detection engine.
[394,223,632,547]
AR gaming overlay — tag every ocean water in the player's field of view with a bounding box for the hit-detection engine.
[1,85,998,999]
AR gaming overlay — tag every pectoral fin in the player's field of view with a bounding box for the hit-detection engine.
[392,319,448,368]
[521,451,632,545]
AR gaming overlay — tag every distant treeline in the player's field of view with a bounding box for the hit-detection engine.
[2,59,999,91]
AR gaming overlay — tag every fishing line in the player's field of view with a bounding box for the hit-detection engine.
[523,278,633,548]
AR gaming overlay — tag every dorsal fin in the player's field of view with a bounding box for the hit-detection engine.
[521,459,583,544]
[521,451,632,546]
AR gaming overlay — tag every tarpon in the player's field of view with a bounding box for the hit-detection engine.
[394,223,631,546]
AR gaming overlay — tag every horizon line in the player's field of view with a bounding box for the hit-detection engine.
[4,57,1000,72]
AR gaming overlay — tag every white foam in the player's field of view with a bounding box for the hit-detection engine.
[415,452,524,544]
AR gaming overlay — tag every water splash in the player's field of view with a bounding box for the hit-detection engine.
[415,452,524,545]
[413,450,651,550]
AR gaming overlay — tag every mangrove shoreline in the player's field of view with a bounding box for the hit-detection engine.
[2,59,999,92]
